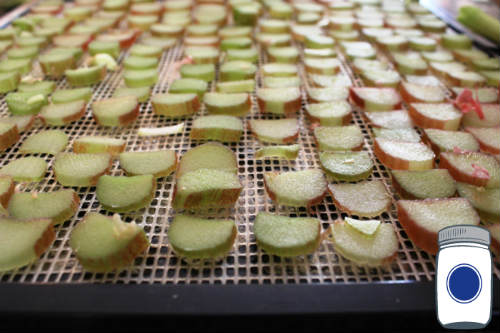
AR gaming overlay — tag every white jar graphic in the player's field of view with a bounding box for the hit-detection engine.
[436,225,492,330]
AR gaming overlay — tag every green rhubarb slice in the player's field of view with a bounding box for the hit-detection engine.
[39,100,86,126]
[307,86,349,103]
[255,145,299,160]
[267,46,299,63]
[254,212,321,257]
[54,152,112,187]
[306,101,351,126]
[119,150,176,178]
[69,212,149,272]
[123,56,158,70]
[129,43,163,59]
[262,63,298,77]
[19,130,68,155]
[51,88,92,104]
[113,87,151,103]
[0,58,32,75]
[151,93,199,117]
[177,142,237,178]
[18,81,55,96]
[314,125,364,151]
[226,48,259,63]
[249,118,298,144]
[262,76,300,88]
[92,96,139,127]
[0,217,54,272]
[256,87,301,115]
[191,115,243,142]
[73,136,126,156]
[6,46,38,60]
[203,92,250,116]
[0,72,19,94]
[66,65,106,86]
[0,115,34,133]
[180,64,215,81]
[124,69,158,88]
[0,175,14,212]
[331,220,398,266]
[168,214,236,259]
[452,87,498,103]
[392,169,457,199]
[220,61,257,81]
[5,92,48,116]
[216,79,255,93]
[8,189,79,225]
[440,152,500,188]
[264,169,327,207]
[372,128,421,143]
[456,182,500,223]
[96,175,156,213]
[345,217,380,237]
[169,78,207,98]
[0,157,47,182]
[424,129,479,152]
[88,41,120,58]
[0,122,19,151]
[319,151,373,181]
[329,180,391,217]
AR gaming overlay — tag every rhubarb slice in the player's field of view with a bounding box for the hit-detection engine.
[0,157,47,182]
[462,104,500,128]
[54,152,112,187]
[361,69,401,88]
[66,65,107,86]
[129,43,163,59]
[365,110,414,129]
[123,56,159,71]
[456,182,499,223]
[92,96,139,127]
[220,60,257,81]
[73,136,126,156]
[328,180,391,217]
[119,150,176,178]
[465,127,500,154]
[331,219,398,266]
[256,87,301,116]
[392,52,427,75]
[69,212,149,272]
[391,169,456,199]
[123,69,158,88]
[88,41,121,59]
[307,87,349,103]
[255,145,299,160]
[0,122,19,152]
[203,92,251,116]
[168,215,237,259]
[0,72,19,94]
[97,175,156,213]
[264,169,327,207]
[180,64,215,81]
[169,78,207,98]
[151,93,200,117]
[19,130,68,155]
[349,87,402,111]
[261,63,298,77]
[314,125,364,151]
[8,189,79,225]
[39,100,87,126]
[305,101,351,126]
[400,82,446,103]
[423,128,479,153]
[439,151,500,188]
[254,212,321,257]
[374,137,435,170]
[0,115,34,134]
[113,87,151,103]
[0,217,54,272]
[309,74,351,88]
[249,118,298,144]
[0,176,14,212]
[453,88,498,103]
[0,58,32,75]
[176,142,237,178]
[372,128,421,143]
[191,115,243,142]
[397,198,479,254]
[216,79,255,93]
[319,151,373,181]
[267,46,299,63]
[6,92,48,116]
[51,88,92,104]
[263,76,300,89]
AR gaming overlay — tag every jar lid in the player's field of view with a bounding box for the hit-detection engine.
[438,225,490,247]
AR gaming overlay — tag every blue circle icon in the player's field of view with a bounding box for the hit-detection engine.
[447,264,482,304]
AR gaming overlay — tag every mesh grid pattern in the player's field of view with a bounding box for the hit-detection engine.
[0,2,499,285]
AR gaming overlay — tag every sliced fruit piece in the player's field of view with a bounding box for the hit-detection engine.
[203,92,251,116]
[168,214,236,259]
[5,92,48,116]
[376,34,408,52]
[88,40,121,59]
[314,125,364,151]
[51,88,92,104]
[0,58,32,75]
[19,130,68,155]
[465,127,500,154]
[374,138,435,170]
[53,34,93,50]
[345,217,380,236]
[331,219,398,266]
[0,217,55,272]
[361,69,401,88]
[307,86,349,103]
[150,24,184,38]
[173,169,242,209]
[349,87,402,111]
[69,212,149,272]
[0,157,47,182]
[456,182,499,223]
[92,96,139,127]
[453,88,498,104]
[309,74,351,88]
[352,59,388,74]
[220,37,252,51]
[66,65,107,86]
[96,29,140,49]
[408,103,462,130]
[472,58,500,71]
[421,50,454,63]
[73,136,126,156]
[462,104,500,128]
[254,212,321,257]
[480,70,500,87]
[123,69,158,88]
[305,101,351,126]
[423,128,479,153]
[392,52,428,75]
[264,169,327,207]
[0,122,19,152]
[328,180,391,217]
[400,82,445,103]
[54,152,112,187]
[442,34,472,50]
[256,87,301,116]
[8,189,79,225]
[439,151,500,188]
[0,176,14,212]
[151,93,200,118]
[447,71,486,88]
[191,115,243,142]
[219,26,252,38]
[397,198,479,254]
[304,48,336,58]
[138,123,184,137]
[365,110,414,129]
[267,46,298,63]
[123,56,158,70]
[319,151,373,181]
[113,86,150,103]
[39,100,87,126]
[119,150,176,178]
[180,64,215,81]
[97,174,156,213]
[169,78,207,98]
[177,142,237,178]
[408,36,437,51]
[304,57,341,75]
[249,118,298,144]
[6,46,38,60]
[0,115,34,134]
[430,61,467,79]
[184,46,219,64]
[18,81,55,96]
[262,76,300,89]
[226,48,259,63]
[391,169,456,199]
[261,63,297,77]
[372,128,420,143]
[216,79,255,93]
[0,72,19,94]
[89,53,119,71]
[220,60,257,81]
[129,43,163,59]
[453,49,489,64]
[255,145,299,160]
[141,36,176,50]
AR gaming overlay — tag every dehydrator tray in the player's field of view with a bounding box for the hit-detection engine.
[0,0,498,316]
